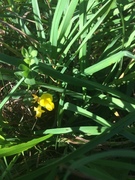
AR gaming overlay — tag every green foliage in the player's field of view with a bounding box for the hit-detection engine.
[15,46,39,86]
[0,0,135,179]
[0,134,52,157]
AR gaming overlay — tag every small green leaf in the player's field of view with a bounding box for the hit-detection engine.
[23,70,30,78]
[24,78,36,85]
[24,58,31,65]
[24,57,38,66]
[31,50,38,57]
[14,71,24,77]
[21,48,28,58]
[30,57,39,65]
[19,64,29,71]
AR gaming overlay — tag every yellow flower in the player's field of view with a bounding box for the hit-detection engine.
[33,93,54,118]
[34,105,45,118]
[38,93,55,111]
[32,94,39,103]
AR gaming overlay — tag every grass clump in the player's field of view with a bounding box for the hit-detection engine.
[0,0,135,179]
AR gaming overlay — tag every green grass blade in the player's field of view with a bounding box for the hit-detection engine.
[58,0,79,41]
[34,126,108,135]
[63,102,111,127]
[86,0,96,11]
[50,0,66,47]
[97,159,135,172]
[63,0,116,56]
[0,77,24,110]
[31,0,45,39]
[84,51,135,75]
[121,130,135,143]
[125,30,135,48]
[1,155,19,180]
[70,150,135,168]
[112,71,135,86]
[0,134,52,157]
[79,0,87,71]
[92,94,135,112]
[38,62,135,104]
[77,0,116,53]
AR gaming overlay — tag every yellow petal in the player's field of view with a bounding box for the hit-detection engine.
[32,94,39,103]
[45,101,55,111]
[40,93,53,101]
[38,93,54,111]
[34,105,45,118]
[39,98,46,107]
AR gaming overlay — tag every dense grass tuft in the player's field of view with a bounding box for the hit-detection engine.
[0,0,135,179]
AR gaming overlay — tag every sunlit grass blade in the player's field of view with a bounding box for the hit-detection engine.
[86,0,96,11]
[0,134,52,157]
[92,94,135,112]
[84,51,135,75]
[58,0,79,41]
[77,0,116,53]
[63,102,111,127]
[34,126,108,135]
[125,30,135,48]
[62,0,116,56]
[50,0,66,48]
[38,62,135,104]
[0,77,24,110]
[32,0,45,39]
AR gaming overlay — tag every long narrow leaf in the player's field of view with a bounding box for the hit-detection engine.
[32,0,45,39]
[58,0,79,41]
[84,51,135,75]
[0,134,52,157]
[63,0,116,56]
[50,0,66,47]
[63,102,111,127]
[38,62,135,104]
[0,77,24,110]
[34,126,108,135]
